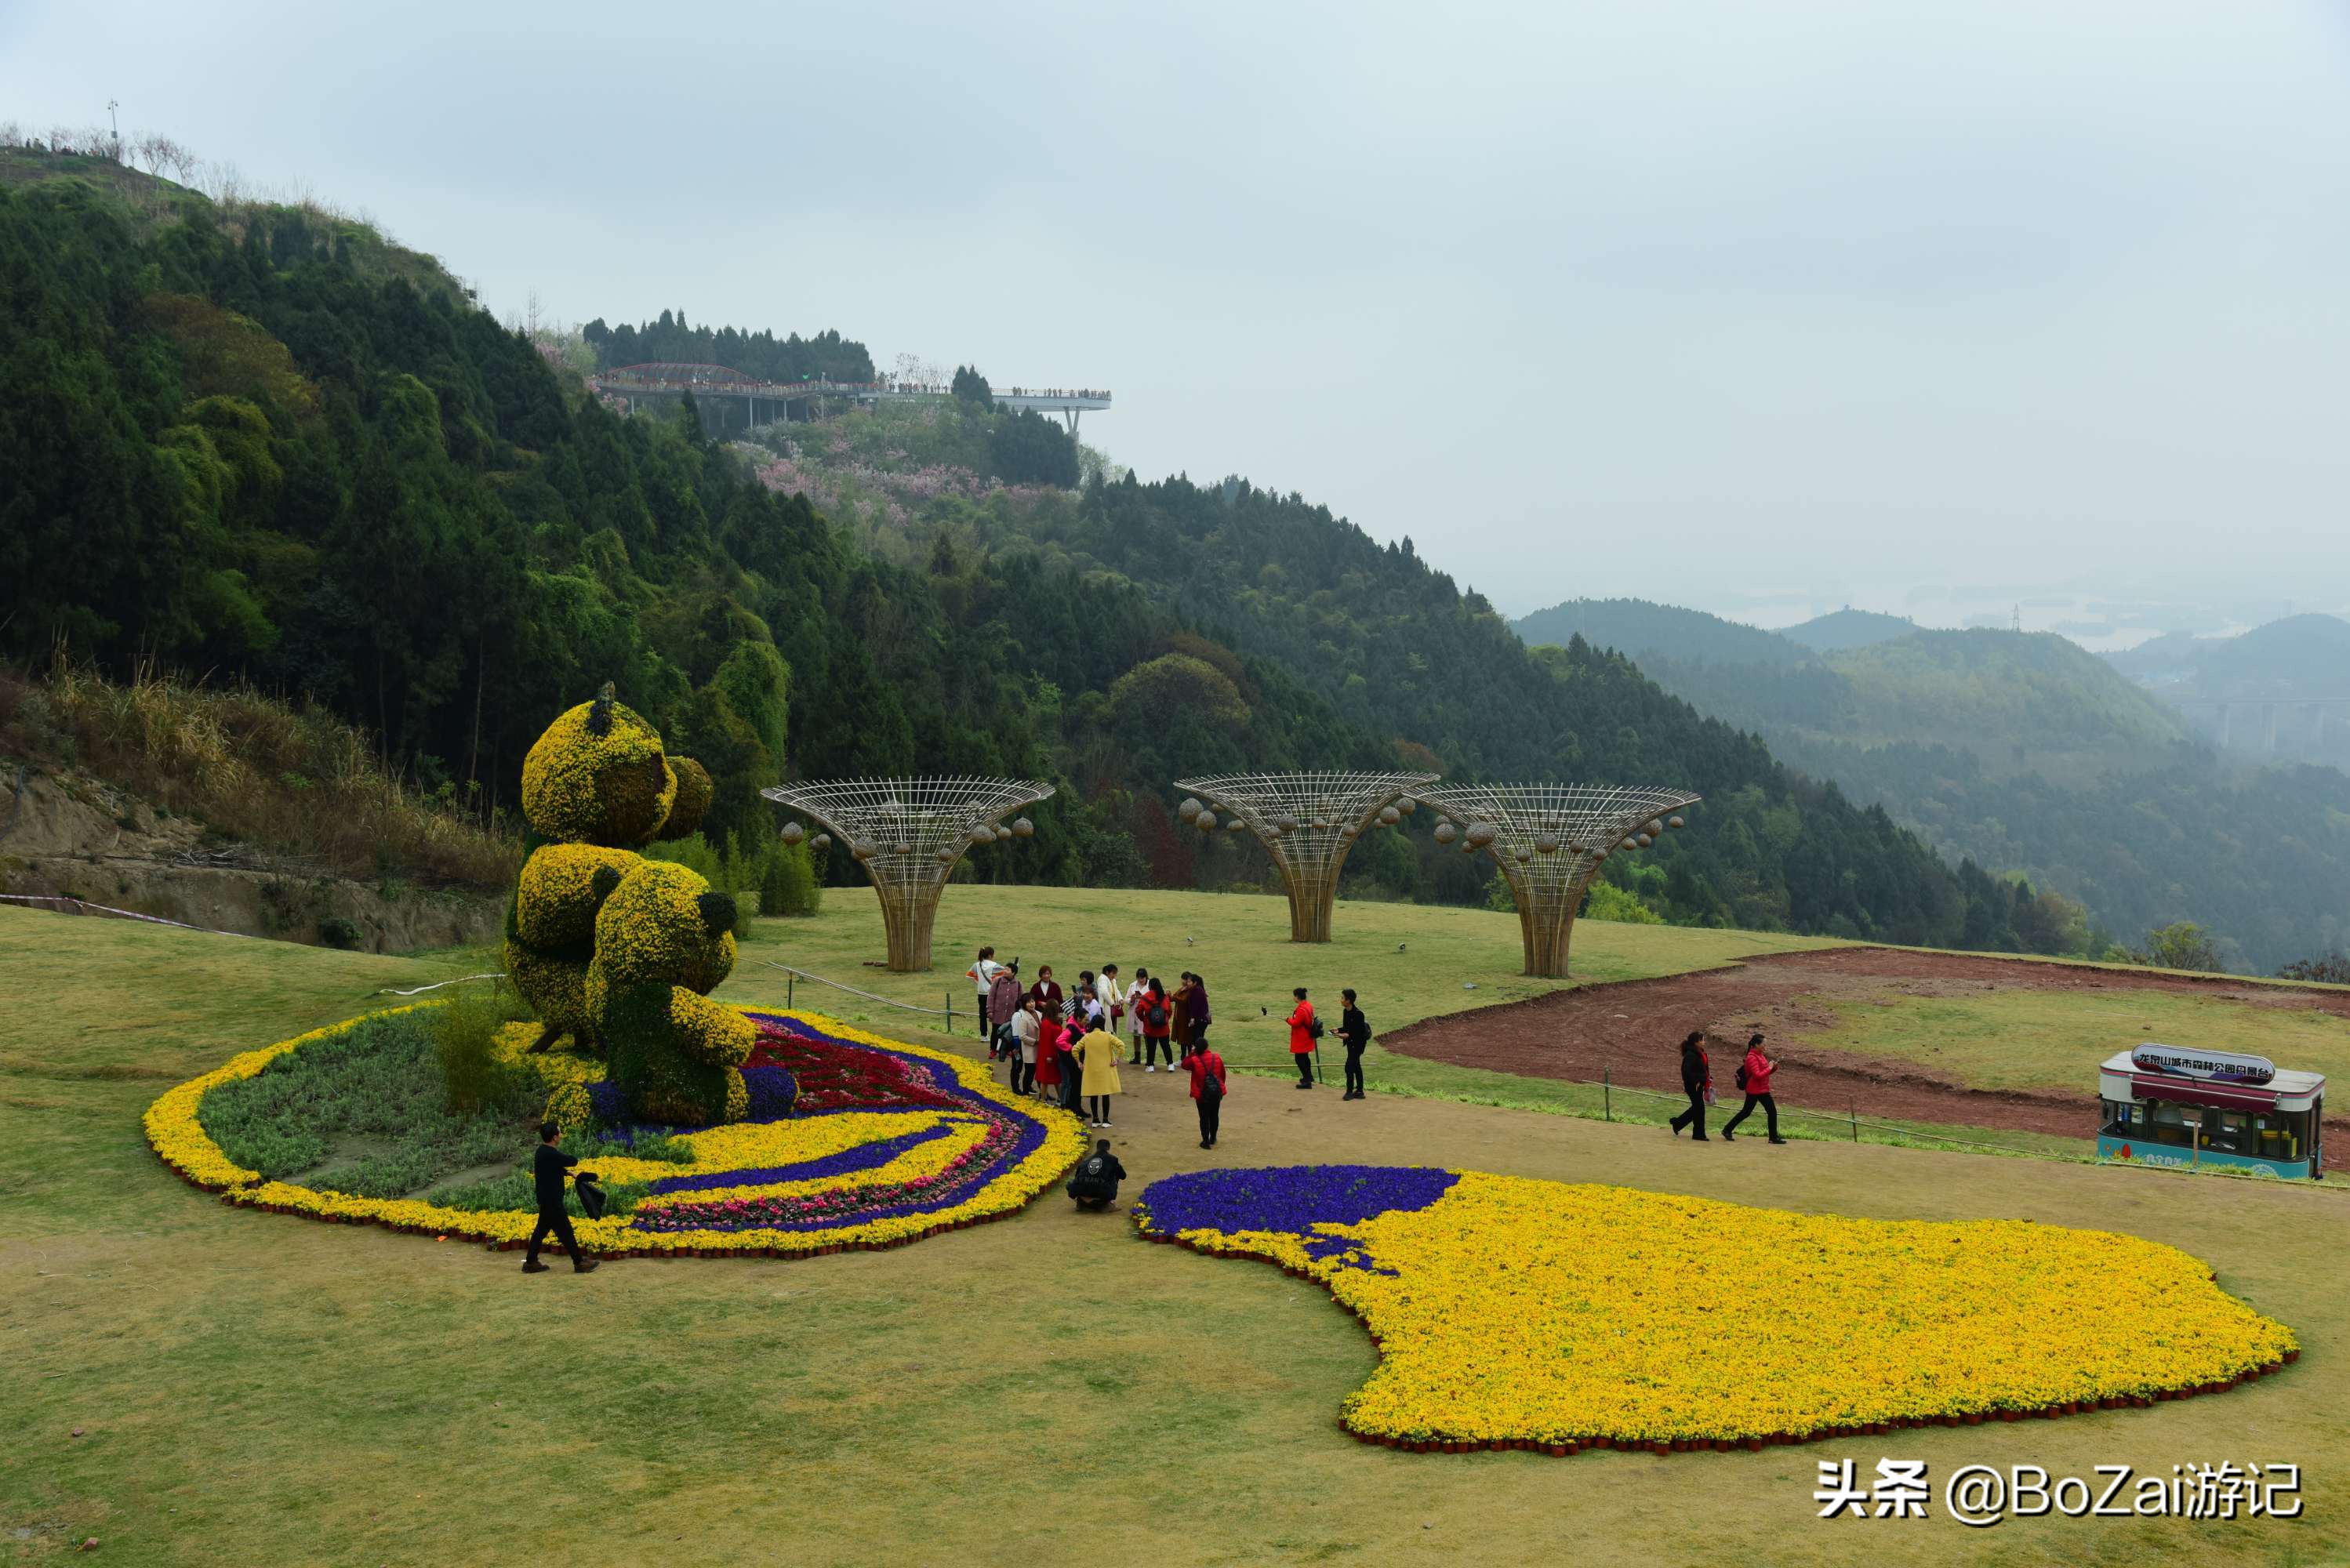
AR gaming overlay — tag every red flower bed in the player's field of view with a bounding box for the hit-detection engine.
[743,1019,961,1112]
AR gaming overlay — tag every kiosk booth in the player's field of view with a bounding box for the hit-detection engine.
[2098,1044,2325,1178]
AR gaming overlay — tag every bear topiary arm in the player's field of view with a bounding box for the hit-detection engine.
[662,757,714,841]
[514,844,644,950]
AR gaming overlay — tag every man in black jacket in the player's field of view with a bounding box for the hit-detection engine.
[523,1120,599,1274]
[1066,1138,1128,1210]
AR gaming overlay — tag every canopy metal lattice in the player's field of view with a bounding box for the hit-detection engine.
[1417,784,1702,978]
[1173,771,1441,942]
[761,777,1055,971]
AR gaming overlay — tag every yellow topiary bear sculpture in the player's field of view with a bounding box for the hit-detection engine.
[504,684,711,1055]
[586,859,757,1124]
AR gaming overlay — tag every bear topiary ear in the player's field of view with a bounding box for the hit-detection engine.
[591,864,623,901]
[697,891,736,939]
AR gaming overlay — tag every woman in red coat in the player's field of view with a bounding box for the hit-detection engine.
[1033,1004,1065,1100]
[1188,1044,1227,1149]
[1284,987,1317,1090]
[1720,1033,1783,1143]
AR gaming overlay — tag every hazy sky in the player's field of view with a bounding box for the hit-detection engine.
[8,1,2349,626]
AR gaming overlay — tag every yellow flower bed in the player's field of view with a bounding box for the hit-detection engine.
[1136,1168,2299,1449]
[148,1007,1085,1258]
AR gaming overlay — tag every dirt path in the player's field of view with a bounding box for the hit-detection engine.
[1383,949,2350,1141]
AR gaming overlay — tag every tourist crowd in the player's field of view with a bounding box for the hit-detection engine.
[966,947,1379,1159]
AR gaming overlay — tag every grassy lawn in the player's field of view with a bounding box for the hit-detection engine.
[1809,987,2350,1094]
[5,900,2345,1566]
[728,880,1840,1105]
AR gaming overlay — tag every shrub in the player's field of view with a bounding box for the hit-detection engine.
[759,838,820,916]
[317,916,361,949]
[434,989,531,1115]
[1581,880,1662,925]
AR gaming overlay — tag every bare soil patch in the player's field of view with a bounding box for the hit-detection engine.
[1383,948,2350,1140]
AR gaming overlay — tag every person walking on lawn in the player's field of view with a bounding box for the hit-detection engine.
[1076,1018,1124,1127]
[523,1120,597,1274]
[1337,988,1371,1099]
[1188,1041,1228,1149]
[1285,987,1318,1089]
[1720,1033,1784,1143]
[1669,1031,1712,1140]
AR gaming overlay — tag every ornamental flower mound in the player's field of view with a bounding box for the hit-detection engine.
[146,1008,1085,1258]
[1133,1166,2299,1450]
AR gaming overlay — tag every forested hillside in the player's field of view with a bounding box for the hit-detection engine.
[580,312,872,383]
[1515,595,2350,969]
[3,148,2065,953]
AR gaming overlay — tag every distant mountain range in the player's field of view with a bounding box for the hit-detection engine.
[1513,597,2350,971]
[2104,613,2350,769]
[1513,598,2187,779]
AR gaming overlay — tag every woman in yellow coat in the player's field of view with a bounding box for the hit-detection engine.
[1074,1018,1125,1129]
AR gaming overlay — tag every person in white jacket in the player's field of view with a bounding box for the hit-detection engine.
[1119,965,1149,1065]
[1099,963,1127,1062]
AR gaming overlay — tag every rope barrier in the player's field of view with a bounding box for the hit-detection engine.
[371,972,508,997]
[761,961,957,1018]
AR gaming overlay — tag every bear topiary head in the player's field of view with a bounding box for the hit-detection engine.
[521,684,678,847]
[590,859,739,997]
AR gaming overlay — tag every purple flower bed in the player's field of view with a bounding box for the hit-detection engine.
[1135,1166,1459,1273]
[739,1065,798,1120]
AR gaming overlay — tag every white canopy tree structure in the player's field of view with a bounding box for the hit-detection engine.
[1417,785,1701,978]
[1174,771,1440,942]
[760,777,1055,971]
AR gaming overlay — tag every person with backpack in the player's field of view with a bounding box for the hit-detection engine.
[1285,987,1319,1088]
[521,1120,598,1275]
[1669,1031,1713,1140]
[1337,988,1371,1099]
[1124,966,1150,1065]
[1138,977,1175,1070]
[1188,1040,1228,1149]
[1076,1017,1125,1128]
[1720,1033,1785,1144]
[1066,1138,1128,1210]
